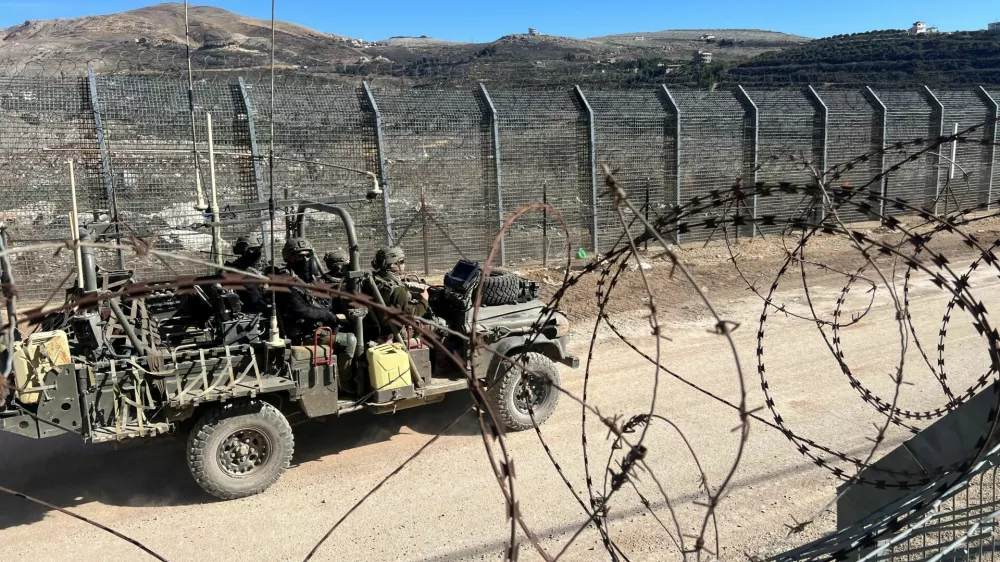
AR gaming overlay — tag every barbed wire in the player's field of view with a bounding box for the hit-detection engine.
[2,27,1000,562]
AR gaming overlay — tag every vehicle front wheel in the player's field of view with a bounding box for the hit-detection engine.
[487,351,561,431]
[187,400,294,500]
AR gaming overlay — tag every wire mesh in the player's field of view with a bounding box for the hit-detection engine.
[934,89,993,213]
[747,88,824,233]
[876,89,939,210]
[372,87,497,272]
[0,77,100,300]
[96,76,246,280]
[989,88,1000,206]
[2,80,999,299]
[245,80,384,265]
[819,88,883,224]
[670,88,750,242]
[586,87,675,252]
[873,466,1000,562]
[490,88,591,265]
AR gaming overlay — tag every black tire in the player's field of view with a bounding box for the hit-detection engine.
[187,400,294,500]
[487,351,561,431]
[481,270,521,306]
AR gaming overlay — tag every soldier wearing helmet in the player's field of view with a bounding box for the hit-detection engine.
[323,248,350,284]
[275,237,357,357]
[226,233,264,273]
[370,246,429,329]
[224,232,267,314]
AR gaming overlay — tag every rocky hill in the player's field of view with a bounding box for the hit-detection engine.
[0,3,808,84]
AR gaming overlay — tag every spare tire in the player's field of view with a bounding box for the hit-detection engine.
[481,270,521,306]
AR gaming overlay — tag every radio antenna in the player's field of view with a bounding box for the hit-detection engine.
[266,0,284,348]
[184,0,208,211]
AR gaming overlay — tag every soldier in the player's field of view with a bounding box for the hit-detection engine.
[370,246,430,334]
[322,247,350,286]
[225,233,265,273]
[278,238,358,357]
[224,233,268,315]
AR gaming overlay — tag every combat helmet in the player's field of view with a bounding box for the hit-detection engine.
[232,233,263,256]
[282,237,314,263]
[372,246,405,271]
[324,248,350,275]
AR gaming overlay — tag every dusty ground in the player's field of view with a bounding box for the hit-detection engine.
[2,216,1000,561]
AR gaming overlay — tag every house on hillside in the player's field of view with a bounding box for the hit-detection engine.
[700,34,716,40]
[909,21,940,34]
[989,22,1000,33]
[693,51,712,65]
[528,27,539,36]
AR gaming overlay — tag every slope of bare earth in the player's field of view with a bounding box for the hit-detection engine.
[0,3,365,73]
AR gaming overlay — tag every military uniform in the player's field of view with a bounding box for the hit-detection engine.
[224,234,268,315]
[369,246,430,337]
[277,238,357,356]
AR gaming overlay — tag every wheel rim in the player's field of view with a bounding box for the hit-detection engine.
[218,428,272,477]
[513,371,550,415]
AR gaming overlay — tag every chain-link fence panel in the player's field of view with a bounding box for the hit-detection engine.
[934,89,994,213]
[97,77,237,280]
[586,87,675,254]
[670,88,751,243]
[990,88,1000,210]
[819,88,882,225]
[876,89,939,210]
[490,89,592,266]
[0,77,101,301]
[245,80,384,267]
[372,87,497,273]
[747,89,823,234]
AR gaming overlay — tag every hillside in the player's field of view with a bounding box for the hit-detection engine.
[0,3,806,84]
[728,30,1000,86]
[0,3,368,74]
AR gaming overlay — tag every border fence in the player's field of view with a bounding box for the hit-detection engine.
[1,76,998,299]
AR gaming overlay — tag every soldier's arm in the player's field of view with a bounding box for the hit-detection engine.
[389,285,429,317]
[286,289,339,324]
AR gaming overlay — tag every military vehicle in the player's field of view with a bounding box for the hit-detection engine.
[0,193,577,500]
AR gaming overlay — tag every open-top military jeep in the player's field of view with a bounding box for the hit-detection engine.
[0,193,577,500]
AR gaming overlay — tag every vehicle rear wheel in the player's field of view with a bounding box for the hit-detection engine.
[487,351,561,431]
[187,400,294,500]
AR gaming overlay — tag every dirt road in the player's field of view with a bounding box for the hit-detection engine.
[1,251,994,561]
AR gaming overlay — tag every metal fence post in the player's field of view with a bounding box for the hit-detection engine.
[921,85,945,214]
[362,81,394,246]
[863,86,889,219]
[87,68,126,270]
[807,85,829,222]
[977,86,999,210]
[477,83,506,266]
[660,85,682,245]
[735,85,760,237]
[236,77,273,260]
[574,85,600,256]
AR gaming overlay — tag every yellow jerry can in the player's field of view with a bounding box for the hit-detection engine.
[366,343,414,403]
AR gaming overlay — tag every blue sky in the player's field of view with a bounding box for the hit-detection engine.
[1,1,998,42]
